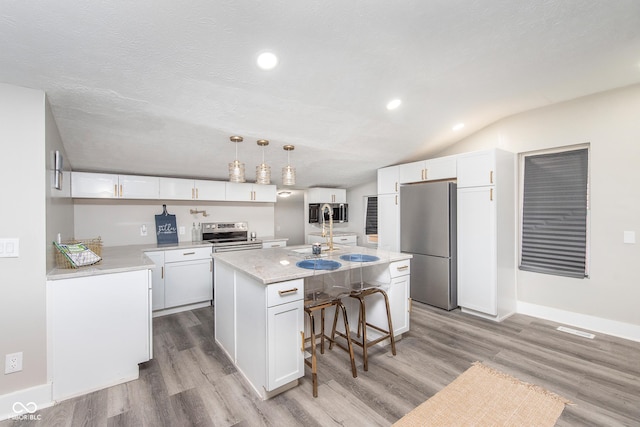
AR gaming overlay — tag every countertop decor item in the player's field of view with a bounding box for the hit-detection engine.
[154,204,178,245]
[54,238,103,268]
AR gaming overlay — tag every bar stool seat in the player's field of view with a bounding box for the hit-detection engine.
[332,285,396,372]
[304,293,357,397]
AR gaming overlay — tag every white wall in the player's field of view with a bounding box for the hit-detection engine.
[437,84,640,329]
[74,200,275,247]
[0,84,74,403]
[345,181,378,247]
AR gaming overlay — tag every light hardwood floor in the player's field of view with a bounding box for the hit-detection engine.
[3,302,639,426]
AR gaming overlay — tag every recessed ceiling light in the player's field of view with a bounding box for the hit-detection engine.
[257,52,278,70]
[386,99,402,110]
[452,123,465,131]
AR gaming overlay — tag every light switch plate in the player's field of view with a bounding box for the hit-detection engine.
[0,238,19,257]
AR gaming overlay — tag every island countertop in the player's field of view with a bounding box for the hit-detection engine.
[212,244,411,285]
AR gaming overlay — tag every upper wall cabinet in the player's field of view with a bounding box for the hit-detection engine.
[377,165,399,194]
[307,187,347,203]
[225,182,277,202]
[457,151,496,188]
[398,156,457,184]
[71,172,159,199]
[159,177,225,201]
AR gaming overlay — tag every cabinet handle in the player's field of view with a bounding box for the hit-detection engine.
[192,188,195,199]
[114,184,118,197]
[395,195,398,205]
[119,184,123,197]
[490,170,494,184]
[408,298,412,313]
[183,251,196,256]
[278,287,299,296]
[210,260,212,272]
[421,169,425,180]
[490,188,494,201]
[161,266,164,279]
[271,244,281,248]
[300,331,305,352]
[425,168,428,180]
[395,182,398,192]
[396,265,409,271]
[196,188,199,199]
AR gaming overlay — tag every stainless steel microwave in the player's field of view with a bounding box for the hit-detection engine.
[308,203,348,223]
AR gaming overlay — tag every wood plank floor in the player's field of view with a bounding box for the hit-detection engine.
[3,302,639,426]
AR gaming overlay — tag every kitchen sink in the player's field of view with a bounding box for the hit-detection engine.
[295,259,342,270]
[339,254,380,262]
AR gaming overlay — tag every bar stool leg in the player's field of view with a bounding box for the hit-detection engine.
[329,303,358,378]
[308,310,319,397]
[381,289,396,356]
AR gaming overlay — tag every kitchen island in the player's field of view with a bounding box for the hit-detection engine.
[213,244,412,399]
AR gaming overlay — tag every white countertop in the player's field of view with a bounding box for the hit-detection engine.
[213,244,411,285]
[47,241,213,280]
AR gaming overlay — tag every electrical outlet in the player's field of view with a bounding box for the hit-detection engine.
[140,224,148,236]
[5,352,23,374]
[179,226,185,235]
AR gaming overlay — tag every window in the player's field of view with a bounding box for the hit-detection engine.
[365,195,378,236]
[520,147,589,278]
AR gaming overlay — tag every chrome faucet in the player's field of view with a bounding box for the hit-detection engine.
[320,203,334,251]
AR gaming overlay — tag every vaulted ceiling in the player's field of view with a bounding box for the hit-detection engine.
[2,1,639,189]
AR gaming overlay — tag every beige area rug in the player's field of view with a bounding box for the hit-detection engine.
[393,362,571,427]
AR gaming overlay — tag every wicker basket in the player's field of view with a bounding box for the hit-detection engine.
[54,237,103,269]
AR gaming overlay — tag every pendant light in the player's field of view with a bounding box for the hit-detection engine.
[255,139,271,184]
[282,144,296,186]
[228,135,245,183]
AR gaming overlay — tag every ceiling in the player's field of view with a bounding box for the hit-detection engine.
[2,1,639,190]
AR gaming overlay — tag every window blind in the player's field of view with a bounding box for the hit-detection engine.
[365,196,378,235]
[520,148,588,278]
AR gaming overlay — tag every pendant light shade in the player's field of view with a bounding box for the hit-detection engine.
[282,144,296,186]
[255,139,271,185]
[228,135,245,183]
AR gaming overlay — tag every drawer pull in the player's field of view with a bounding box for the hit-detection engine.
[408,298,412,313]
[278,287,299,296]
[396,265,409,271]
[183,251,196,256]
[271,244,281,248]
[300,331,305,351]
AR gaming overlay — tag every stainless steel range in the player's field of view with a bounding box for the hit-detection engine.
[202,222,263,252]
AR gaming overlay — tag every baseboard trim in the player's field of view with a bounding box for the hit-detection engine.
[0,382,53,422]
[517,301,640,342]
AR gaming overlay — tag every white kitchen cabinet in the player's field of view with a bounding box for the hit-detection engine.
[377,165,401,252]
[377,165,399,195]
[456,149,516,321]
[377,193,400,252]
[164,247,213,308]
[262,239,288,249]
[145,250,165,310]
[457,150,496,188]
[358,260,411,338]
[308,233,357,246]
[225,182,277,202]
[398,156,457,184]
[159,177,226,201]
[307,187,347,203]
[47,269,152,401]
[215,260,305,399]
[71,171,159,199]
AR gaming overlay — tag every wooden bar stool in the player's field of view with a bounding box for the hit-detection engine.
[333,286,396,371]
[304,294,357,397]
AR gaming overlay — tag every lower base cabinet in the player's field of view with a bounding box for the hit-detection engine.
[145,246,213,312]
[47,269,152,401]
[214,261,305,399]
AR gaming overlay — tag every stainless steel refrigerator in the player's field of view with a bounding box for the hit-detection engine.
[400,181,457,310]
